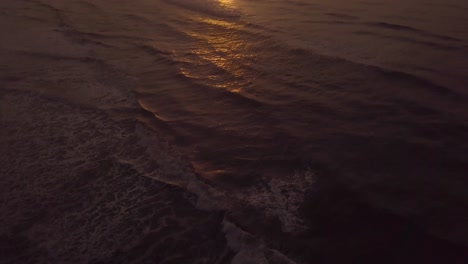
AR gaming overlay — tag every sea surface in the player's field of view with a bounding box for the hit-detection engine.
[1,0,468,263]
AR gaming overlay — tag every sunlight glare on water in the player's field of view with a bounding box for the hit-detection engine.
[218,0,235,8]
[177,16,252,93]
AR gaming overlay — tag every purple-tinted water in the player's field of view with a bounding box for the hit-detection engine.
[1,0,467,263]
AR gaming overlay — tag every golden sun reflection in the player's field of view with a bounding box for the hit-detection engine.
[178,14,253,94]
[218,0,234,7]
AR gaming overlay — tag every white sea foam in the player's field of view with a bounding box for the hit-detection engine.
[239,169,316,233]
[223,218,298,264]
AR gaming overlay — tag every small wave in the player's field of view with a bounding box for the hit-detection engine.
[16,50,99,62]
[325,12,359,20]
[137,44,172,56]
[162,0,240,18]
[369,66,458,96]
[304,19,356,25]
[364,22,463,42]
[282,46,459,97]
[174,74,264,108]
[359,1,385,6]
[59,29,153,41]
[77,0,102,11]
[353,31,462,51]
[215,89,264,107]
[121,13,151,23]
[285,0,314,8]
[426,3,468,11]
[364,22,419,32]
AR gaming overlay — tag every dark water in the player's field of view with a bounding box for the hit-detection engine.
[1,0,468,263]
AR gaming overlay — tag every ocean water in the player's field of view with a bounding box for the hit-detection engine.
[1,0,467,263]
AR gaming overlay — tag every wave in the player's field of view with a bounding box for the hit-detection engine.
[426,3,468,11]
[371,67,459,96]
[171,69,263,107]
[261,44,460,98]
[16,50,99,62]
[353,30,462,51]
[365,21,420,32]
[304,19,356,25]
[59,29,154,41]
[325,12,360,20]
[5,1,468,263]
[364,22,463,42]
[1,91,236,263]
[162,0,240,18]
[76,0,102,11]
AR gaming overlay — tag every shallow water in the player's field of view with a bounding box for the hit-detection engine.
[1,0,467,263]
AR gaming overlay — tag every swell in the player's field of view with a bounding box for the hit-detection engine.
[15,50,101,62]
[109,6,465,123]
[426,2,468,11]
[371,67,459,96]
[76,0,105,15]
[162,0,240,18]
[325,12,359,20]
[353,30,462,51]
[60,29,154,41]
[27,0,68,28]
[365,21,422,32]
[136,44,264,108]
[142,0,463,100]
[283,45,460,97]
[304,17,463,43]
[138,22,461,107]
[363,22,463,42]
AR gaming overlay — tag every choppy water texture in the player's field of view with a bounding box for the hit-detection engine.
[1,0,467,263]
